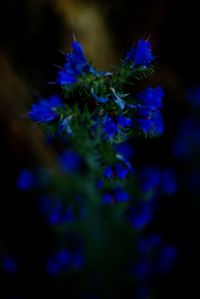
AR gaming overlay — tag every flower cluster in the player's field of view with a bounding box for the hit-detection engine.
[16,38,176,298]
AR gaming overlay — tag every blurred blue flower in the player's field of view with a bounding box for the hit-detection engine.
[47,259,61,276]
[28,95,62,122]
[137,234,161,254]
[47,249,70,276]
[161,169,177,195]
[104,165,113,178]
[139,167,160,192]
[116,115,132,127]
[102,187,129,204]
[136,86,164,109]
[17,169,35,190]
[102,192,113,204]
[157,245,177,273]
[71,252,84,270]
[151,111,164,135]
[130,203,153,230]
[103,116,119,139]
[58,150,82,173]
[114,163,129,179]
[104,163,129,179]
[40,196,74,225]
[57,70,77,85]
[125,39,154,67]
[137,118,152,134]
[113,187,129,202]
[56,250,70,267]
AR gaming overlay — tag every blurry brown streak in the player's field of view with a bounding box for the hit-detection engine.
[0,52,57,169]
[50,0,117,68]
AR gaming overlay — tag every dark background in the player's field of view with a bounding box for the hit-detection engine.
[0,0,200,298]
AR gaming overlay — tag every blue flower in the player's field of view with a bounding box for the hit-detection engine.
[57,70,77,85]
[39,196,74,225]
[17,169,35,190]
[134,39,154,66]
[124,39,154,67]
[116,115,132,127]
[161,169,177,195]
[28,95,62,122]
[139,167,160,192]
[58,150,82,173]
[40,196,62,225]
[113,187,129,202]
[103,116,119,139]
[137,118,152,134]
[103,114,133,140]
[136,86,164,109]
[151,110,164,135]
[157,246,177,273]
[114,163,129,179]
[102,193,113,204]
[104,162,129,180]
[130,203,153,230]
[56,250,70,267]
[57,40,97,85]
[104,165,113,178]
[136,107,164,135]
[47,249,71,276]
[102,187,129,204]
